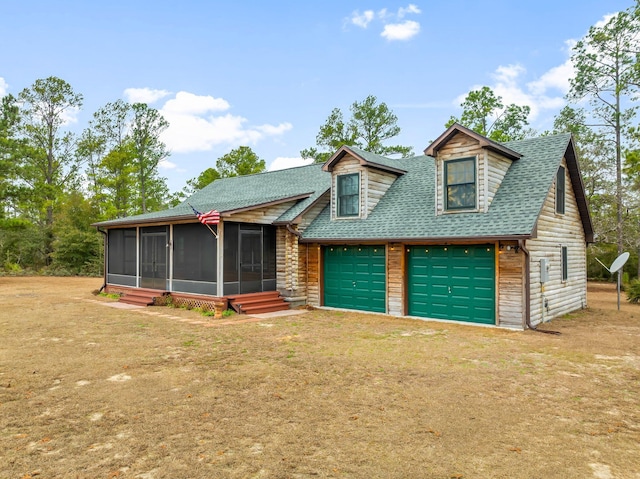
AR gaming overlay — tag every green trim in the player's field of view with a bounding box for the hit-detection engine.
[445,157,476,211]
[337,173,360,217]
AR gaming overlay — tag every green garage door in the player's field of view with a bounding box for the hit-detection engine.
[408,245,495,324]
[324,245,386,313]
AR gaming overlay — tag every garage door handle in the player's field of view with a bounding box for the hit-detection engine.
[353,281,356,287]
[448,286,452,294]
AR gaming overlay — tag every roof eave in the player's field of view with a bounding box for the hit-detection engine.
[299,234,533,244]
[565,136,595,243]
[424,123,522,160]
[93,214,196,228]
[323,145,406,175]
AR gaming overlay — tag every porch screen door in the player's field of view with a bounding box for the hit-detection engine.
[239,228,262,294]
[140,228,168,290]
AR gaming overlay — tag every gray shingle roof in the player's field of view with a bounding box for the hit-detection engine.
[95,133,582,243]
[301,133,573,241]
[94,163,331,227]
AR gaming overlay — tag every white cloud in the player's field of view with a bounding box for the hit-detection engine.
[377,8,390,21]
[456,63,565,123]
[268,156,314,171]
[595,13,617,28]
[351,9,375,28]
[348,5,421,40]
[159,159,177,170]
[398,4,421,18]
[156,91,292,154]
[527,60,573,97]
[162,91,230,114]
[0,77,8,97]
[256,123,293,135]
[123,87,171,104]
[450,11,626,129]
[381,20,420,41]
[60,106,81,125]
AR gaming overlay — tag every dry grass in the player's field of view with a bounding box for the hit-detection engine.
[1,277,639,479]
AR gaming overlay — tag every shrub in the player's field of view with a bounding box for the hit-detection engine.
[626,279,640,303]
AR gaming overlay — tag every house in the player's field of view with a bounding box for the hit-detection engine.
[94,124,593,329]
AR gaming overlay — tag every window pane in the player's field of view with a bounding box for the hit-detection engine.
[447,184,476,209]
[339,174,358,195]
[337,173,359,217]
[339,194,359,216]
[445,158,475,210]
[447,160,474,185]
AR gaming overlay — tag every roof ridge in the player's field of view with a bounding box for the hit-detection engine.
[212,161,323,182]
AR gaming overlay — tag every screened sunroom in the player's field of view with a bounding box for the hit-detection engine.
[104,221,277,297]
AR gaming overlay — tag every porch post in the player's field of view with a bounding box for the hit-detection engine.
[216,221,224,297]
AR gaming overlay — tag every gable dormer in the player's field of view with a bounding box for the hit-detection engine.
[425,123,522,215]
[323,146,405,220]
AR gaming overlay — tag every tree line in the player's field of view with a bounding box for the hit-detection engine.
[0,2,638,278]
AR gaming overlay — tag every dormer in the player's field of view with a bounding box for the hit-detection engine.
[424,123,522,215]
[323,146,406,220]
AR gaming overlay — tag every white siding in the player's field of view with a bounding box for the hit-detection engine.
[366,169,397,215]
[331,157,365,219]
[331,154,397,219]
[434,132,484,214]
[229,201,297,224]
[298,193,330,233]
[486,151,512,210]
[526,157,587,325]
[434,132,515,214]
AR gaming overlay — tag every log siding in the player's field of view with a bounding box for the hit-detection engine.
[387,243,404,316]
[331,154,398,219]
[497,243,525,328]
[526,157,587,325]
[229,201,297,224]
[331,157,365,219]
[435,132,484,214]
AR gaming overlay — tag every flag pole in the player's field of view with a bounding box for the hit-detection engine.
[204,223,218,239]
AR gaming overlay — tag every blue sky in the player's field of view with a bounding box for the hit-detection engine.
[0,0,632,193]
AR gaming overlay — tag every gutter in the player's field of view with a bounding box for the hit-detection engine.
[286,223,302,238]
[97,227,108,293]
[299,234,532,244]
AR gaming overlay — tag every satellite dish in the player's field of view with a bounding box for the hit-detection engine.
[609,252,630,274]
[595,252,630,274]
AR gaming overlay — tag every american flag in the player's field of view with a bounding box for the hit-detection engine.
[190,205,220,225]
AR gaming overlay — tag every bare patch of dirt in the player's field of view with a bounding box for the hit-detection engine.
[1,277,639,478]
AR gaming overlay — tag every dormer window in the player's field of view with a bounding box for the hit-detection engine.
[445,157,476,210]
[337,173,360,217]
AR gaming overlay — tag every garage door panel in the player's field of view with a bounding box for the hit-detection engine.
[324,245,386,313]
[408,245,495,324]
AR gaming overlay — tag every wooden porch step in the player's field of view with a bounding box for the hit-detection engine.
[119,288,168,307]
[227,291,289,315]
[241,302,291,315]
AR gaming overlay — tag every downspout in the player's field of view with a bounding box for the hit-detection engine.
[97,227,108,293]
[286,223,302,238]
[519,239,560,335]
